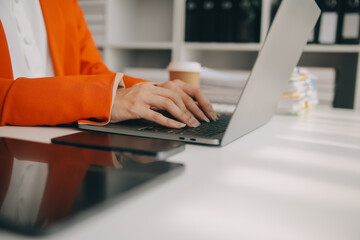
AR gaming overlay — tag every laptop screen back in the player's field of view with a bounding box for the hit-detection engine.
[221,0,321,145]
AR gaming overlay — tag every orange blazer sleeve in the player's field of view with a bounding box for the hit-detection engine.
[0,74,117,126]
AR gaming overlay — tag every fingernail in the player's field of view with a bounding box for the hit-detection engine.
[192,121,201,128]
[211,112,218,121]
[177,123,186,128]
[215,113,220,120]
[190,118,201,128]
[203,116,210,123]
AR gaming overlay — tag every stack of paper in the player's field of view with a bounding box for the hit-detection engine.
[123,67,248,105]
[200,67,249,104]
[123,67,242,108]
[78,0,106,46]
[276,67,319,115]
[123,67,168,83]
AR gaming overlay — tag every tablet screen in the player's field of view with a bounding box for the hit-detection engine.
[51,131,185,160]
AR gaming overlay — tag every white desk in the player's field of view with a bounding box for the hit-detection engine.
[1,106,360,240]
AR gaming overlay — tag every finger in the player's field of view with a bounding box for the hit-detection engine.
[158,81,210,122]
[150,84,188,113]
[140,108,186,129]
[177,81,218,121]
[147,95,200,128]
[179,91,210,122]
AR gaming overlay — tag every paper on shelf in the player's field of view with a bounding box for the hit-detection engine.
[200,67,249,89]
[123,67,248,105]
[123,67,250,86]
[123,67,168,83]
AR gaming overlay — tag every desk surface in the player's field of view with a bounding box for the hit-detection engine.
[1,106,360,240]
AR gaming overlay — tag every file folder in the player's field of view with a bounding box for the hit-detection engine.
[200,0,218,42]
[318,0,342,44]
[234,0,261,43]
[185,0,202,42]
[217,0,236,42]
[339,0,360,44]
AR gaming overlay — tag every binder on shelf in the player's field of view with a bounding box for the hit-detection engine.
[234,0,261,43]
[339,0,360,44]
[318,0,342,44]
[217,0,236,42]
[185,0,202,42]
[200,0,218,42]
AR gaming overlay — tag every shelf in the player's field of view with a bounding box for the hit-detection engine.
[184,42,262,52]
[108,41,173,50]
[183,43,360,53]
[304,44,360,53]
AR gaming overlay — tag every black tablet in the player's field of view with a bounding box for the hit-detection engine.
[0,137,184,236]
[51,131,185,160]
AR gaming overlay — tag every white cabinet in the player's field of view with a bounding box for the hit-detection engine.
[80,0,360,110]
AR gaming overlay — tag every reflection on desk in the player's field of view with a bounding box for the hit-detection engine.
[0,138,183,235]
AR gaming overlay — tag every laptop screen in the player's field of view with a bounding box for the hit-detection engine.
[0,138,183,236]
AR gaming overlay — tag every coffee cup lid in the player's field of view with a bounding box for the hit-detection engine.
[166,61,202,72]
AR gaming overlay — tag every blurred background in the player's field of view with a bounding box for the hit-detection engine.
[78,0,360,113]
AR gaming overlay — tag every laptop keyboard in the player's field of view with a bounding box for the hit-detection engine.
[137,113,232,137]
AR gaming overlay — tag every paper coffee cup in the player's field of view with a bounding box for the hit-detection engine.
[166,62,202,88]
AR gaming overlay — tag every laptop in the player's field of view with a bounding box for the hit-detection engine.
[80,0,321,146]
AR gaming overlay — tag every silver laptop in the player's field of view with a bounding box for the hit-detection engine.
[80,0,320,146]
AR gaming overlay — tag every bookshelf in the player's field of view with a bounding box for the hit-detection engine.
[79,0,360,110]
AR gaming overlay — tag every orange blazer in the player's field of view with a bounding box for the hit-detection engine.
[0,0,147,126]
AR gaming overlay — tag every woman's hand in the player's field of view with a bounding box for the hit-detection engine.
[110,79,218,128]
